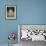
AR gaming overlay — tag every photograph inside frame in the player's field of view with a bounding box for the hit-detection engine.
[7,7,15,17]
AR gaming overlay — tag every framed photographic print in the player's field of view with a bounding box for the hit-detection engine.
[5,5,16,19]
